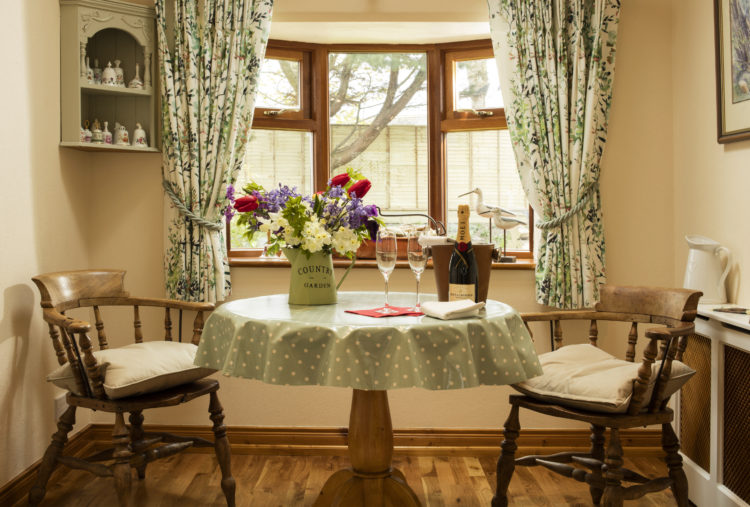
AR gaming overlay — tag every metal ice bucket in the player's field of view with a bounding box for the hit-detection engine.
[430,244,497,302]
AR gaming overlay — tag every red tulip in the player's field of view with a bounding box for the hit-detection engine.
[329,172,351,187]
[347,178,371,198]
[234,195,259,212]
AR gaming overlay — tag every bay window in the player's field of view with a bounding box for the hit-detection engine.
[229,40,532,259]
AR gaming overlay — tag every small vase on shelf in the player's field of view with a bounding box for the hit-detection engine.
[128,63,144,89]
[114,59,124,87]
[91,118,103,144]
[92,58,102,84]
[102,62,116,86]
[82,121,92,143]
[103,121,112,144]
[132,123,147,148]
[85,57,93,83]
[114,122,129,146]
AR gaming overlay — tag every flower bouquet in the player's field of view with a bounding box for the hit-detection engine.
[228,169,379,304]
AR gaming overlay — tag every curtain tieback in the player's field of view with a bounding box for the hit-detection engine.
[536,180,599,230]
[163,180,224,232]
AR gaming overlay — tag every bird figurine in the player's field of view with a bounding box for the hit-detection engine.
[458,187,514,219]
[458,187,526,262]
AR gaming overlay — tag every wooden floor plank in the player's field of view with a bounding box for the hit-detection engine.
[33,453,679,506]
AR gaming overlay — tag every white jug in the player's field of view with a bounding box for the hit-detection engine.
[683,235,732,304]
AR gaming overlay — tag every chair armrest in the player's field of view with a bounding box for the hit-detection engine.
[644,322,694,340]
[79,296,214,312]
[521,310,599,322]
[125,297,215,312]
[42,308,91,333]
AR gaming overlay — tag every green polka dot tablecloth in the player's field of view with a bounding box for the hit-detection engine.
[195,292,542,390]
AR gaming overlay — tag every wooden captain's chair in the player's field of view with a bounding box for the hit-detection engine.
[30,269,234,506]
[493,285,702,507]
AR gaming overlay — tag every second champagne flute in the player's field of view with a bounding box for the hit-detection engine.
[407,229,428,310]
[376,228,398,313]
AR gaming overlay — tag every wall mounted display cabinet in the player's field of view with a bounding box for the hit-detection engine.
[60,0,159,152]
[676,305,750,507]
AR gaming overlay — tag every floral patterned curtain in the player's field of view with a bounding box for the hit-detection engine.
[487,0,621,309]
[156,0,273,302]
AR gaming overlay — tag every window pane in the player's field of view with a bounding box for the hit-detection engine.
[454,58,503,110]
[231,130,313,248]
[329,53,428,221]
[256,58,300,110]
[445,130,529,250]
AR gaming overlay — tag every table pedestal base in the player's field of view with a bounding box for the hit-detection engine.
[313,390,420,507]
[314,468,419,506]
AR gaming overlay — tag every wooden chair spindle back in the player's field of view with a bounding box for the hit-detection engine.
[58,326,89,397]
[133,306,143,343]
[588,320,598,346]
[92,306,109,349]
[628,336,659,415]
[191,312,205,345]
[164,308,173,341]
[553,320,563,350]
[626,322,638,362]
[47,322,67,366]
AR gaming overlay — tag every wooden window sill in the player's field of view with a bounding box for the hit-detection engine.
[228,256,535,270]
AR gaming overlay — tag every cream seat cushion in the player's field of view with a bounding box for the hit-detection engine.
[512,343,695,414]
[47,341,216,400]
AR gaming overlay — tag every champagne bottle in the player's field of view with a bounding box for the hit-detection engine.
[449,204,478,302]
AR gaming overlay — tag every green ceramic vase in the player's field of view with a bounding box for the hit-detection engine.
[284,248,337,305]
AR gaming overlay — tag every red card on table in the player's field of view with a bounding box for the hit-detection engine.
[346,306,424,318]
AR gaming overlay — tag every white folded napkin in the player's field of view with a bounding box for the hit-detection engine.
[418,235,452,247]
[421,300,485,320]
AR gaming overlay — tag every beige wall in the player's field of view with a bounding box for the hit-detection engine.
[0,0,93,486]
[4,0,724,488]
[672,0,750,303]
[603,0,676,289]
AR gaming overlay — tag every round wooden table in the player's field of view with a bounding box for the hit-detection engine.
[196,292,541,506]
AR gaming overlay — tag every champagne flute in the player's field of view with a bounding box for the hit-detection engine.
[407,228,428,311]
[376,228,398,313]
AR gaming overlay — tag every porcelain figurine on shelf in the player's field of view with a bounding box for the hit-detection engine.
[102,62,116,86]
[85,57,94,84]
[91,119,103,144]
[79,125,86,143]
[103,121,113,144]
[132,123,147,148]
[82,121,92,143]
[114,59,124,87]
[128,63,144,89]
[114,122,129,146]
[92,59,102,85]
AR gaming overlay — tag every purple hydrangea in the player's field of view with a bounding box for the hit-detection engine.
[260,185,300,213]
[327,185,346,199]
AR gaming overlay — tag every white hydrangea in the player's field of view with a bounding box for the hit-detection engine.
[284,231,302,247]
[332,227,360,254]
[258,212,288,234]
[300,217,332,253]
